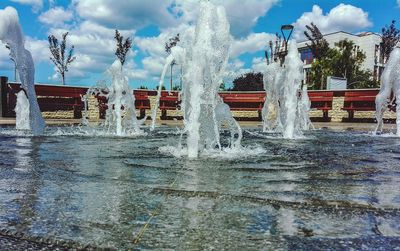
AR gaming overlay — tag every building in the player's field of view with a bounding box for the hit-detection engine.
[297,31,384,86]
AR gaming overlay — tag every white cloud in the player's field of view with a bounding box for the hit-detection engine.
[10,0,43,12]
[38,7,73,27]
[251,57,267,73]
[5,1,281,86]
[293,4,372,39]
[0,42,13,70]
[125,60,149,80]
[174,0,279,37]
[231,32,275,57]
[73,0,278,38]
[73,0,178,30]
[0,37,48,71]
[142,56,165,76]
[134,24,194,81]
[47,22,135,72]
[224,59,249,83]
[25,37,49,64]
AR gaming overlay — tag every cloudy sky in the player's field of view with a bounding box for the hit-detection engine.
[0,0,398,89]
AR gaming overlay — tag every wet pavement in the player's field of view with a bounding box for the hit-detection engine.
[0,126,399,250]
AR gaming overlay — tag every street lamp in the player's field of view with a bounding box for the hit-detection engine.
[5,43,18,82]
[10,57,17,82]
[280,24,294,65]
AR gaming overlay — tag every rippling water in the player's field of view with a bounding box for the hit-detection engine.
[0,125,399,250]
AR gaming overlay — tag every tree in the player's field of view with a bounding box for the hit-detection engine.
[232,72,263,91]
[347,69,378,89]
[303,22,331,89]
[48,32,76,85]
[304,22,330,60]
[309,50,337,89]
[165,33,180,90]
[265,33,283,65]
[219,82,226,91]
[114,29,132,66]
[381,20,400,63]
[309,39,378,89]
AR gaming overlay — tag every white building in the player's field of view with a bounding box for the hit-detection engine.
[297,31,384,86]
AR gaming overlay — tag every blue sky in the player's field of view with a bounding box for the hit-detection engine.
[0,0,399,89]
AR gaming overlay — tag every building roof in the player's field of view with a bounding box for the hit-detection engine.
[297,30,381,44]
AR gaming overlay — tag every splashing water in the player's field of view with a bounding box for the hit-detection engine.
[81,60,145,136]
[180,2,241,158]
[81,80,108,126]
[0,7,45,135]
[281,41,304,138]
[153,2,241,158]
[298,85,314,131]
[15,91,30,130]
[150,55,175,131]
[262,41,312,138]
[375,48,400,136]
[105,60,145,136]
[262,62,283,132]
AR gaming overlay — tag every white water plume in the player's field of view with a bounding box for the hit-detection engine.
[0,7,45,135]
[15,91,30,130]
[81,61,146,136]
[150,54,175,131]
[262,40,312,138]
[375,48,400,136]
[153,1,242,158]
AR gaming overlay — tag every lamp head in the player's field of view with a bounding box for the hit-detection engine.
[281,24,294,42]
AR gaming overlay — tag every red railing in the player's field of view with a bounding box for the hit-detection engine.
[0,76,395,121]
[0,78,152,118]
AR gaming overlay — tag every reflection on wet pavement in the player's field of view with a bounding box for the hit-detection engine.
[0,126,399,249]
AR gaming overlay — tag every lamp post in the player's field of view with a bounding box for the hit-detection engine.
[279,24,294,65]
[10,57,17,82]
[5,43,18,82]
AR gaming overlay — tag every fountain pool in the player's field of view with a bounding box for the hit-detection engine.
[0,125,399,250]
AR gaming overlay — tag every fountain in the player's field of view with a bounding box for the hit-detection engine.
[0,7,45,135]
[82,60,145,136]
[262,41,312,138]
[150,54,174,131]
[15,90,30,130]
[375,47,400,135]
[154,1,241,158]
[298,84,314,131]
[0,3,399,250]
[262,61,283,132]
[104,60,145,135]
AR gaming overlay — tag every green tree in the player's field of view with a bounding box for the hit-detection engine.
[381,20,400,63]
[114,30,132,66]
[172,85,181,91]
[219,82,226,91]
[304,23,331,89]
[309,39,378,89]
[347,69,378,89]
[304,22,330,60]
[334,40,365,83]
[232,72,263,91]
[48,32,76,85]
[309,48,338,89]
